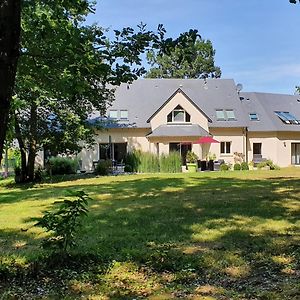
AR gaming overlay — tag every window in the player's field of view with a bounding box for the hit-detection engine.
[120,110,128,120]
[99,142,127,162]
[275,111,300,124]
[291,143,300,165]
[109,110,118,119]
[220,142,231,154]
[167,105,191,123]
[169,142,192,165]
[253,143,262,155]
[216,109,236,121]
[226,110,236,120]
[249,113,259,121]
[216,110,226,120]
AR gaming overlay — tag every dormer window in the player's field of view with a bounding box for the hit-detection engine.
[167,105,191,123]
[109,110,118,119]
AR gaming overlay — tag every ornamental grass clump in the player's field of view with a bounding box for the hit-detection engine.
[138,152,159,173]
[159,152,181,173]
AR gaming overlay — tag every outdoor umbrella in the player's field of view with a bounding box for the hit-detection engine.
[193,136,219,161]
[193,136,220,144]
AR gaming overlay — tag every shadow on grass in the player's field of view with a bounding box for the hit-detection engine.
[0,173,300,298]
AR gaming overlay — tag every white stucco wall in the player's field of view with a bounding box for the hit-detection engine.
[150,91,210,132]
[78,128,151,171]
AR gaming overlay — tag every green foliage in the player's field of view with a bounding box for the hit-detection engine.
[146,29,221,79]
[233,163,241,170]
[220,163,229,171]
[125,150,181,173]
[34,190,90,253]
[241,162,249,170]
[124,150,141,173]
[159,152,182,173]
[13,1,182,181]
[138,152,160,173]
[34,166,43,182]
[95,160,112,176]
[186,151,198,163]
[47,157,78,175]
[124,164,133,173]
[207,152,216,161]
[257,159,280,170]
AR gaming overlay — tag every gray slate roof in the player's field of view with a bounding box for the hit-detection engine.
[240,92,300,132]
[147,124,210,138]
[90,79,300,133]
[106,79,247,128]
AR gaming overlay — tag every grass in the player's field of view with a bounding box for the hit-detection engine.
[0,168,300,299]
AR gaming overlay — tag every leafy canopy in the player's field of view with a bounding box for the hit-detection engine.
[145,29,221,79]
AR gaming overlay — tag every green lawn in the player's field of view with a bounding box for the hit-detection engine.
[0,169,300,299]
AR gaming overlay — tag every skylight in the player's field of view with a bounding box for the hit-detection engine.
[275,111,300,124]
[216,109,236,121]
[249,113,259,121]
[109,110,118,119]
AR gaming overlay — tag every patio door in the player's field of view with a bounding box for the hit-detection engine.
[99,142,127,163]
[291,143,300,165]
[169,142,192,165]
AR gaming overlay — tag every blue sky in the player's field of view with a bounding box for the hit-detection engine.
[87,0,300,94]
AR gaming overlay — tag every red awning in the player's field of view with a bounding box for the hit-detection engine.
[193,136,220,144]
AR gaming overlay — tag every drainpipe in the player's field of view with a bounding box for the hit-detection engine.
[244,127,248,163]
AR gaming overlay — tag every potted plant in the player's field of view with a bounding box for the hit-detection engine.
[186,151,198,172]
[207,152,216,171]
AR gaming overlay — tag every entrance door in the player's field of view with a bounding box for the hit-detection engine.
[99,143,127,163]
[169,142,192,165]
[291,143,300,165]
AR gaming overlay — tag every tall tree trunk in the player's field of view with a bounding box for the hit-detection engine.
[27,102,38,181]
[0,0,21,165]
[15,113,27,182]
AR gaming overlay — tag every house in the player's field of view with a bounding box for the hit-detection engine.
[78,79,300,171]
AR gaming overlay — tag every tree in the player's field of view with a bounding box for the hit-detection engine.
[290,0,300,4]
[145,29,221,79]
[13,1,170,182]
[0,0,21,165]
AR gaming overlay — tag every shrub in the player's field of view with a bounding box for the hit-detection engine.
[220,163,229,171]
[34,190,90,254]
[34,166,44,182]
[160,152,182,173]
[124,150,141,172]
[186,151,198,163]
[48,157,78,175]
[124,164,133,172]
[234,163,241,170]
[257,159,280,170]
[95,160,112,175]
[241,162,249,170]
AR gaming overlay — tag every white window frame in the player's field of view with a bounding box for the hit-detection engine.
[216,109,236,121]
[220,141,231,154]
[120,110,128,120]
[109,110,118,119]
[167,106,191,123]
